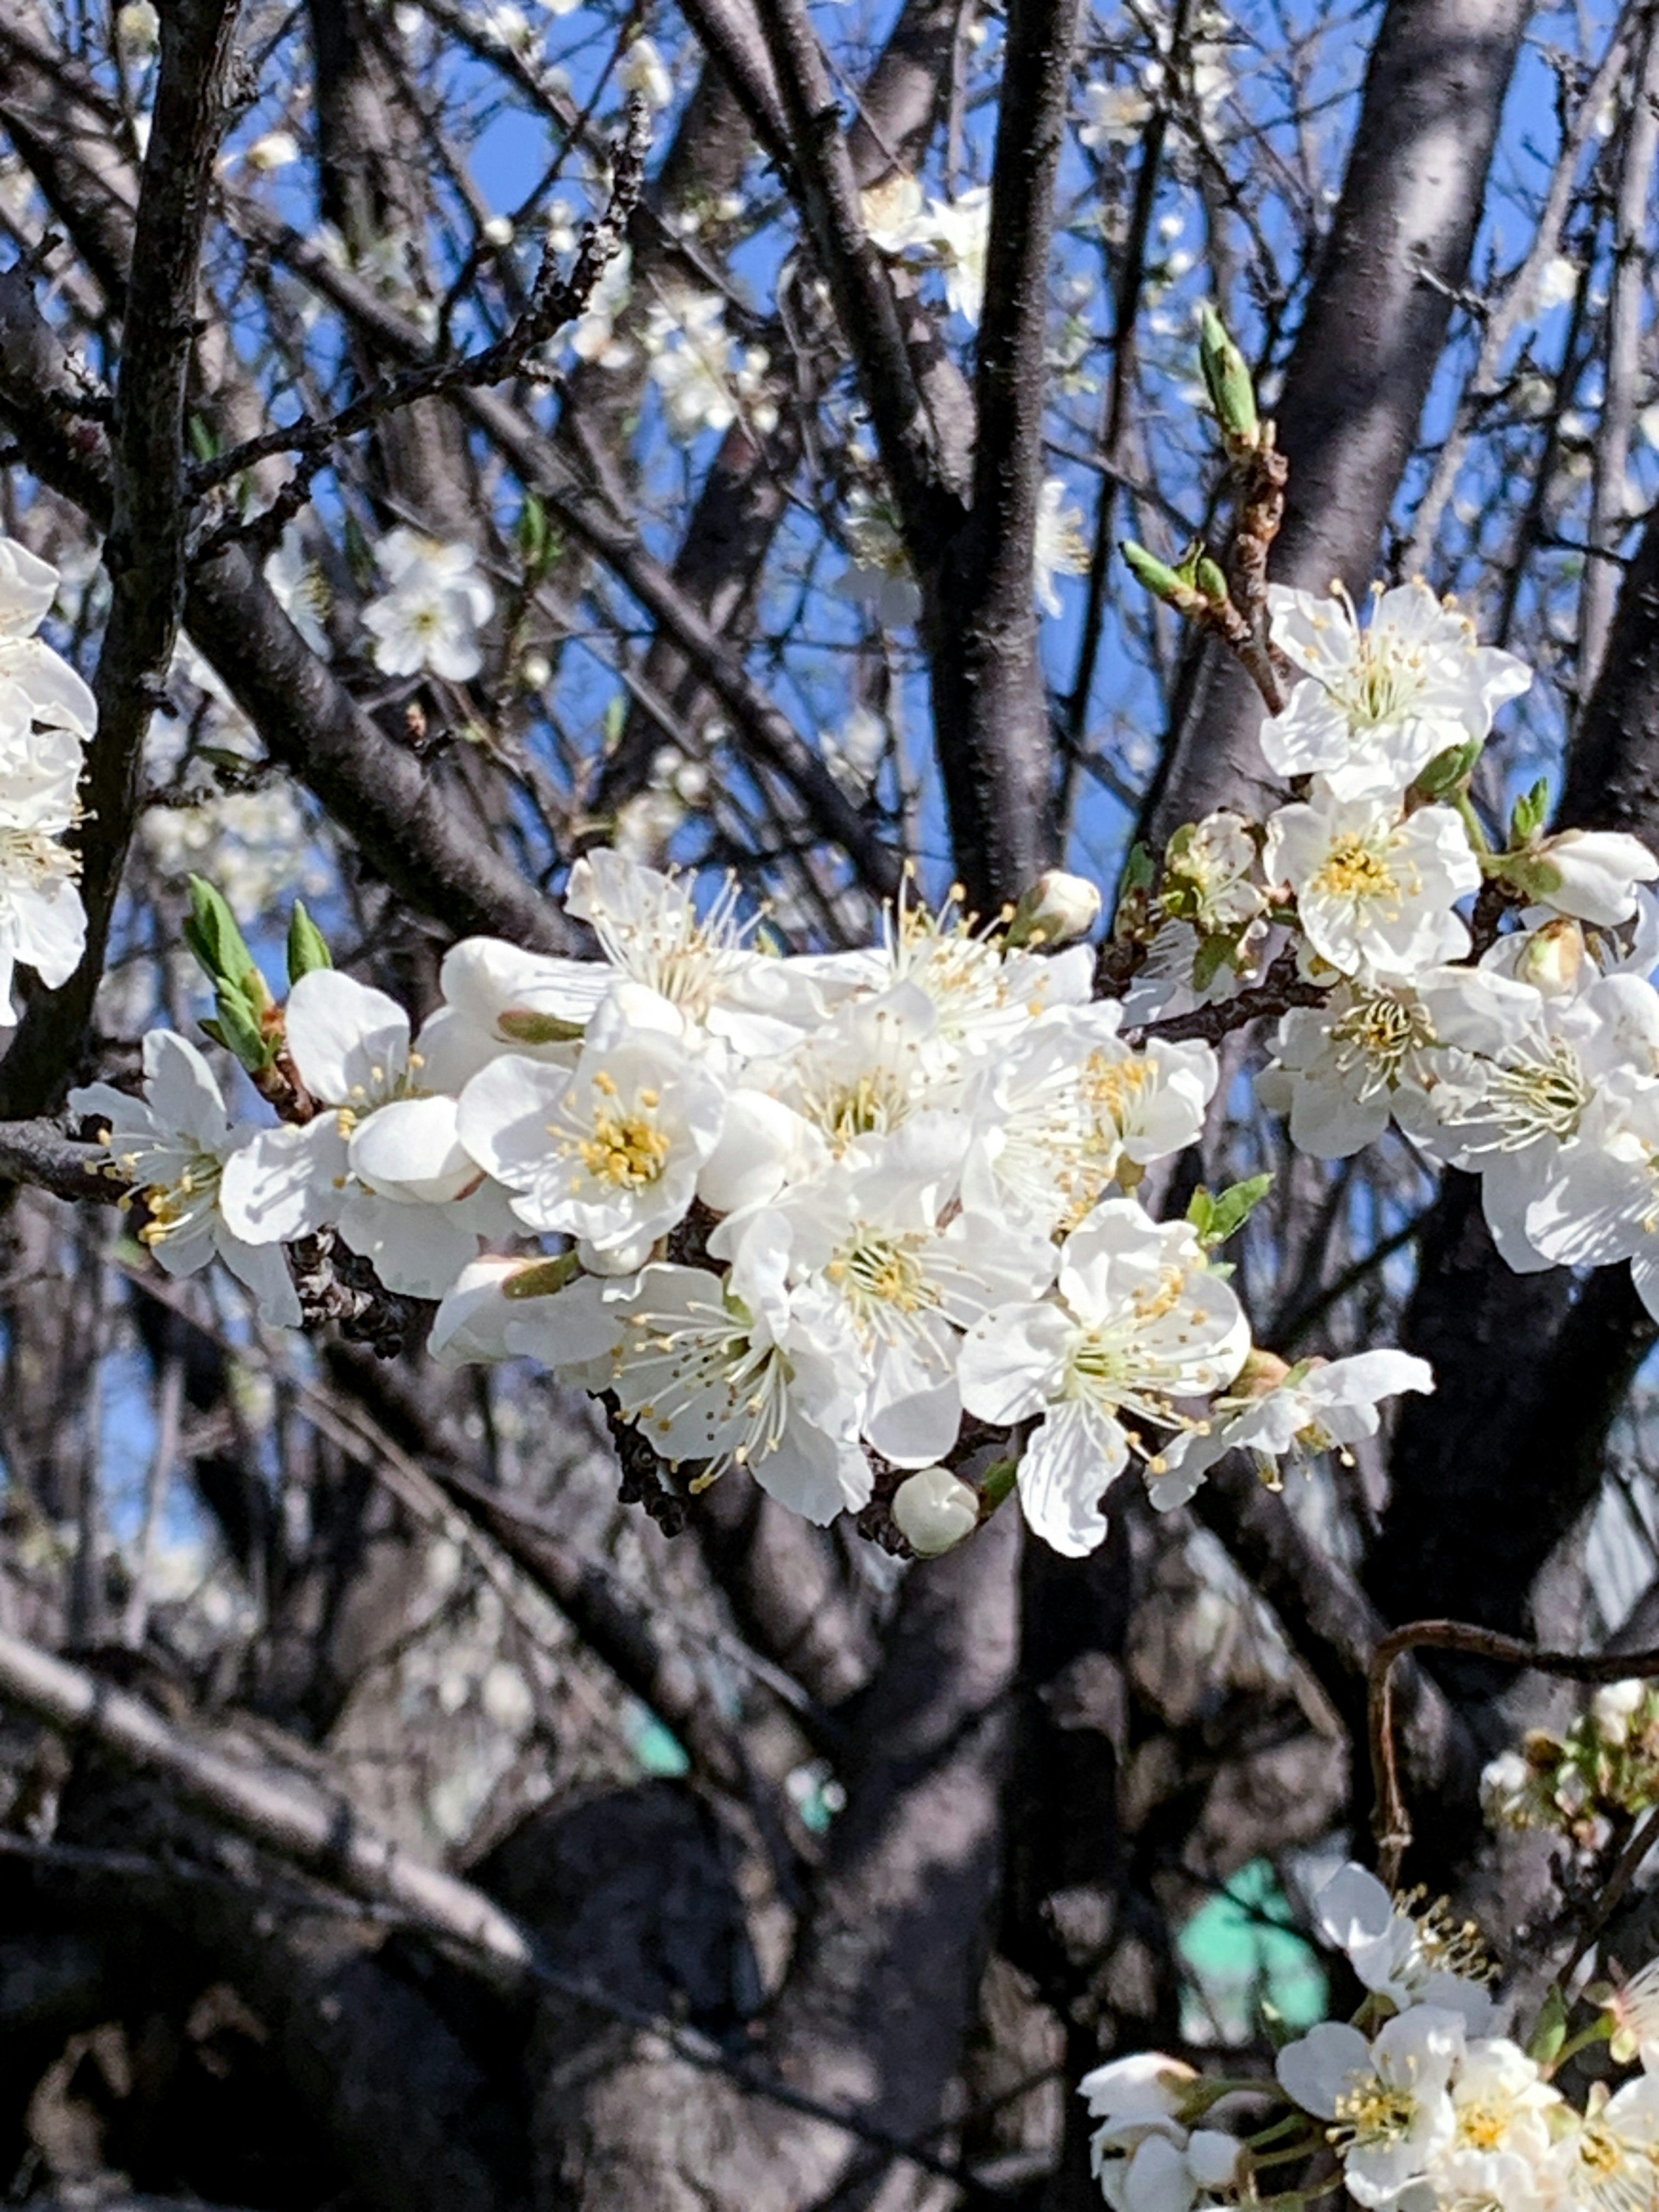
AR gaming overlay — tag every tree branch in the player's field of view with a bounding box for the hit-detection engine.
[0,0,244,1115]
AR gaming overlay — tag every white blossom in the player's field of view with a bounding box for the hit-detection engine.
[362,528,493,681]
[1150,1351,1433,1506]
[71,1033,300,1326]
[264,522,332,657]
[1276,2009,1463,2208]
[0,534,96,737]
[1429,2037,1560,2212]
[960,1200,1248,1557]
[891,1465,981,1555]
[644,288,772,442]
[1545,2077,1659,2212]
[1262,580,1530,801]
[1035,478,1089,617]
[1079,80,1154,147]
[1525,828,1659,928]
[1264,790,1481,979]
[1304,1862,1494,2030]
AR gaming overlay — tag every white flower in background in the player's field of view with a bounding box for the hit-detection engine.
[565,245,634,367]
[457,1020,725,1271]
[861,170,926,253]
[834,484,922,627]
[1276,2009,1464,2207]
[1305,1862,1494,2029]
[1592,1678,1647,1747]
[1605,1957,1659,2069]
[141,784,319,917]
[115,0,160,57]
[644,288,773,442]
[1262,580,1531,800]
[264,522,331,657]
[619,35,672,110]
[362,528,494,682]
[1150,1350,1433,1506]
[823,705,888,791]
[1161,810,1266,936]
[1429,2038,1559,2212]
[71,1033,300,1326]
[1264,790,1480,977]
[243,129,300,173]
[604,1239,872,1523]
[0,534,97,737]
[960,1199,1248,1557]
[1525,828,1659,927]
[1033,478,1089,619]
[219,970,498,1297]
[1079,79,1154,147]
[923,187,991,324]
[0,748,86,1025]
[748,1114,1056,1467]
[1534,253,1581,312]
[1546,2078,1659,2212]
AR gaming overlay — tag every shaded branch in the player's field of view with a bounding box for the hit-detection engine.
[1,0,244,1116]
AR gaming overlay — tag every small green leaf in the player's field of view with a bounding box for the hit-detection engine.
[1195,553,1230,605]
[517,491,549,575]
[1412,738,1484,800]
[1122,539,1196,606]
[213,983,273,1072]
[1191,931,1234,993]
[1121,841,1157,896]
[1509,775,1551,847]
[979,1457,1018,1510]
[286,901,333,984]
[1189,1173,1272,1248]
[1501,853,1565,902]
[1527,1984,1569,2067]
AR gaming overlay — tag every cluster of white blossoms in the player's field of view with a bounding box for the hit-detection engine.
[1123,577,1659,1326]
[1482,1677,1659,1854]
[0,537,94,1026]
[642,286,776,444]
[1083,1860,1659,2212]
[70,846,1430,1557]
[57,540,1659,1562]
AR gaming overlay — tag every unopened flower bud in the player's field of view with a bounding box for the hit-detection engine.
[1514,916,1585,998]
[1231,1347,1291,1399]
[1197,303,1259,446]
[1007,869,1101,948]
[891,1467,979,1557]
[116,0,160,56]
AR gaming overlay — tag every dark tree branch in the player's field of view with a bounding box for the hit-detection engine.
[920,0,1082,916]
[0,0,244,1116]
[1138,0,1535,850]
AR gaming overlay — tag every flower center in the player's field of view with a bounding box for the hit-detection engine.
[134,1151,222,1249]
[1465,1038,1592,1149]
[1313,834,1399,903]
[1329,994,1436,1090]
[0,825,80,890]
[578,1109,671,1188]
[1456,2099,1510,2152]
[827,1233,936,1318]
[1572,2123,1659,2212]
[1332,2078,1417,2149]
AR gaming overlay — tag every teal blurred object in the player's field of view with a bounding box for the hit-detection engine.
[1177,1859,1328,2045]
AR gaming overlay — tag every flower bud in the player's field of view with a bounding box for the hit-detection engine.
[891,1467,980,1557]
[1197,303,1259,446]
[1007,869,1102,948]
[116,0,160,56]
[1513,916,1585,998]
